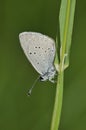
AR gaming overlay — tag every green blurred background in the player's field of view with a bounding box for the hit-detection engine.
[0,0,86,130]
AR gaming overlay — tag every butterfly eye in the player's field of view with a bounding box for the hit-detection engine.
[39,76,44,81]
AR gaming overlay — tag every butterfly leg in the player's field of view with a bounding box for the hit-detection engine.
[49,77,56,83]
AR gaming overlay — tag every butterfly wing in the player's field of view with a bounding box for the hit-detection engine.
[19,32,56,75]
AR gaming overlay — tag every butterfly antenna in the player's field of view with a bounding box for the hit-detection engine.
[27,75,40,96]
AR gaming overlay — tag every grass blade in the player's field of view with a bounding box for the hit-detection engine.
[51,0,76,130]
[59,0,76,68]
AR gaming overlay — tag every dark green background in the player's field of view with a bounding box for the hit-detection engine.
[0,0,86,130]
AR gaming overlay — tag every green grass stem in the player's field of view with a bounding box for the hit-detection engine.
[51,0,76,130]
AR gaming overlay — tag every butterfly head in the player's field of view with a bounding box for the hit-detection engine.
[40,66,56,82]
